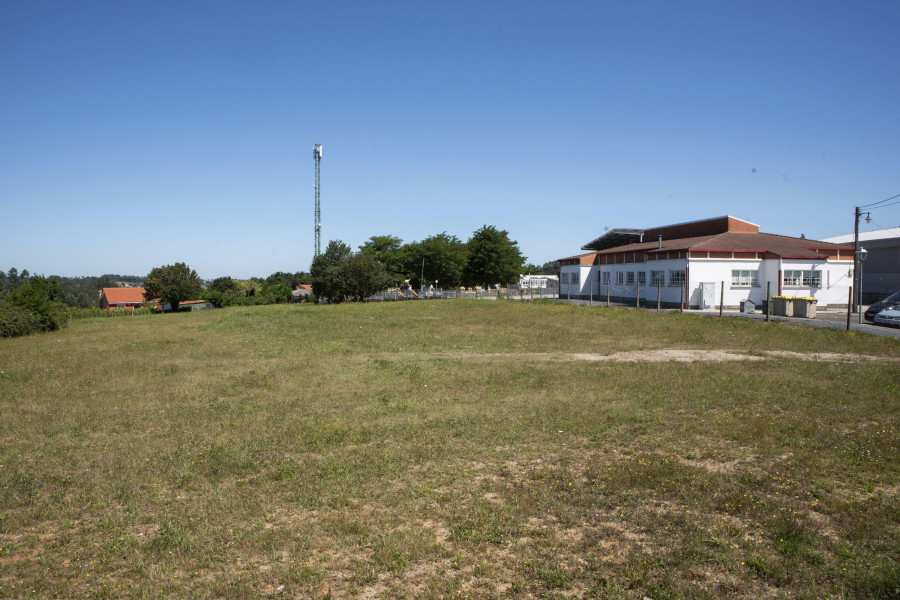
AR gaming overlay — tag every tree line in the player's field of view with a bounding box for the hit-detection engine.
[310,225,558,303]
[0,224,559,333]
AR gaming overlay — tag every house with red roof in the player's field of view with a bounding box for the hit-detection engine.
[558,216,853,309]
[99,287,148,310]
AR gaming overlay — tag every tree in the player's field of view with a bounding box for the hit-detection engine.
[406,232,468,288]
[523,260,560,275]
[359,235,405,279]
[540,260,560,275]
[4,275,68,332]
[340,253,392,302]
[143,262,202,312]
[463,225,525,287]
[265,271,311,289]
[310,240,353,303]
[209,276,237,294]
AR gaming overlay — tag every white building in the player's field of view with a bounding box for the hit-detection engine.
[519,274,559,289]
[558,216,854,309]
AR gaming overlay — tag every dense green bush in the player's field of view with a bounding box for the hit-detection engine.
[0,304,39,338]
[0,276,69,337]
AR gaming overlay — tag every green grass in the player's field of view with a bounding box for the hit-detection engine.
[0,300,898,599]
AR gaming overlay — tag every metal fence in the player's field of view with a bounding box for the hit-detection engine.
[366,283,559,302]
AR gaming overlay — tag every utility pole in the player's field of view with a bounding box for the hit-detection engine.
[852,206,860,314]
[313,142,323,258]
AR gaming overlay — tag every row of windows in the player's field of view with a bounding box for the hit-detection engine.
[600,270,685,287]
[565,269,824,288]
[784,270,821,287]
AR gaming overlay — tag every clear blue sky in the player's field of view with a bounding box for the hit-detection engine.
[2,1,898,278]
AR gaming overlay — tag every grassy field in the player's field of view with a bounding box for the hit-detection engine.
[0,300,898,599]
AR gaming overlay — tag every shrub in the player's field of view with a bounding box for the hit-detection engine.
[0,304,39,338]
[1,276,69,336]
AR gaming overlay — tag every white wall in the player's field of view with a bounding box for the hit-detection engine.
[560,265,593,296]
[563,258,852,307]
[688,258,852,308]
[777,259,853,307]
[593,260,688,305]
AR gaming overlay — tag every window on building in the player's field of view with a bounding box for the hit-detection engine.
[784,270,821,287]
[560,272,569,284]
[637,271,647,286]
[731,270,759,287]
[601,271,609,284]
[626,271,635,285]
[616,272,624,285]
[669,270,685,287]
[803,270,822,287]
[650,270,665,286]
[571,272,580,285]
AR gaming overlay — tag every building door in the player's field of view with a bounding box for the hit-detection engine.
[700,282,717,309]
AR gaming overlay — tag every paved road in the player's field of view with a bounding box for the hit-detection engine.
[556,298,900,339]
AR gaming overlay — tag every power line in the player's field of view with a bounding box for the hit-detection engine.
[868,199,900,210]
[860,192,900,209]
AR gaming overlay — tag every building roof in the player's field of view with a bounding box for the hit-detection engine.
[558,252,599,266]
[581,216,760,251]
[101,287,146,304]
[589,231,849,259]
[581,229,645,251]
[822,228,900,245]
[561,213,853,264]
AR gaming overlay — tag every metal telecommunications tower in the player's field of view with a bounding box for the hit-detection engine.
[313,141,323,257]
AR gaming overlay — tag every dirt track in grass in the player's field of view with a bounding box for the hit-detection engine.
[431,349,897,363]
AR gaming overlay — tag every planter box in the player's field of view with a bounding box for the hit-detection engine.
[794,300,817,318]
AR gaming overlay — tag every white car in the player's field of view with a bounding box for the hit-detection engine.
[873,309,900,328]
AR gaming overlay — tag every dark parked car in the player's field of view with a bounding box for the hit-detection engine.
[864,291,900,321]
[874,309,900,328]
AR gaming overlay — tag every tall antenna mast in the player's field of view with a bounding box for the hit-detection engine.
[313,140,323,257]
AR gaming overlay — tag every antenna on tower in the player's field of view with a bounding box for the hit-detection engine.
[313,140,323,258]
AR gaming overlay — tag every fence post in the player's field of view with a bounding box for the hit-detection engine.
[636,281,640,309]
[680,285,684,313]
[590,281,593,306]
[719,281,724,317]
[846,286,853,330]
[657,281,661,312]
[606,281,610,307]
[766,282,771,322]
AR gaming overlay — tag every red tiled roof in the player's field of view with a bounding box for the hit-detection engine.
[589,232,849,259]
[101,287,146,304]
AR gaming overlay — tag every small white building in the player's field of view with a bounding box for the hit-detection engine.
[558,216,854,309]
[519,274,559,289]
